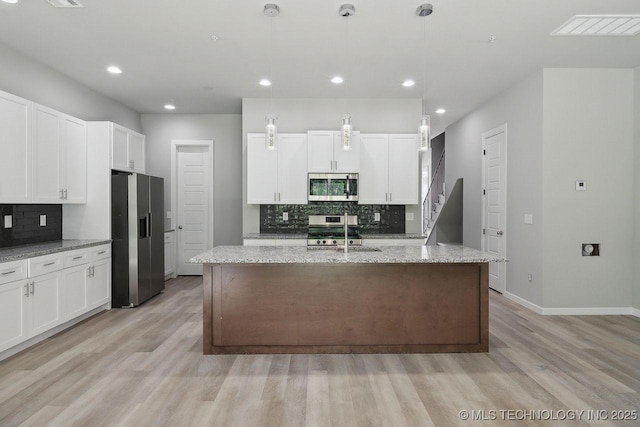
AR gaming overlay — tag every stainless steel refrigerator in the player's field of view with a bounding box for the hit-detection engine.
[111,172,165,307]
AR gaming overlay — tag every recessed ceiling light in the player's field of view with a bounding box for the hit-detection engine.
[259,79,271,87]
[435,108,446,114]
[106,65,122,74]
[402,80,415,87]
[2,0,20,4]
[211,35,220,42]
[164,104,176,110]
[331,76,344,84]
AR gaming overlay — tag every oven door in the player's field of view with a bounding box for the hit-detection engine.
[308,173,358,201]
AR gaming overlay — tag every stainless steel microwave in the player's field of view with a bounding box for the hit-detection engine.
[308,173,358,202]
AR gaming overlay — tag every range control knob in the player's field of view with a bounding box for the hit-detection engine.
[322,240,326,244]
[349,240,353,244]
[332,240,337,244]
[316,240,321,244]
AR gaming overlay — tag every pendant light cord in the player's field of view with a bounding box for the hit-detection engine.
[270,16,274,113]
[345,14,350,115]
[422,14,426,116]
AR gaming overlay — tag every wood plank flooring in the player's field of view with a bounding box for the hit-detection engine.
[0,276,638,426]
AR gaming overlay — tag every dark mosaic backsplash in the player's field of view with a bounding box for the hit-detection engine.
[0,205,62,248]
[260,202,405,234]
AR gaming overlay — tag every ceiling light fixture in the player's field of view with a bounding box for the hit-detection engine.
[2,0,20,4]
[164,104,176,110]
[552,15,640,36]
[402,80,415,87]
[264,3,280,150]
[259,79,271,87]
[339,4,355,151]
[435,108,446,114]
[106,65,122,75]
[417,3,433,151]
[331,76,344,84]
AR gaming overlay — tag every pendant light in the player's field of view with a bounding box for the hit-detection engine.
[417,3,433,151]
[264,3,280,150]
[339,4,355,150]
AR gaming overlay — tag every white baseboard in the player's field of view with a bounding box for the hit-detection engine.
[504,292,544,314]
[0,304,109,362]
[503,292,639,316]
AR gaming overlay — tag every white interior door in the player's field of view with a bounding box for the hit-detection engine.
[482,125,507,293]
[176,145,212,275]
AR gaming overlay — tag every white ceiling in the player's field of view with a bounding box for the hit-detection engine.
[1,0,639,134]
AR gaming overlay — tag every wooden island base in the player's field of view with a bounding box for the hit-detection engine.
[203,263,488,354]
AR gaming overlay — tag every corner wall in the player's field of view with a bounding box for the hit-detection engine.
[542,69,634,309]
[241,98,422,235]
[444,71,544,306]
[141,114,243,246]
[0,41,140,132]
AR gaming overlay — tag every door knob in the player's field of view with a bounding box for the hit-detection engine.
[178,225,183,230]
[497,230,503,236]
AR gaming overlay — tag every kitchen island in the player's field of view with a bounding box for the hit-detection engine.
[191,245,504,354]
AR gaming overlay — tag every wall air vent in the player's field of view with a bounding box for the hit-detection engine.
[552,15,640,36]
[47,0,84,7]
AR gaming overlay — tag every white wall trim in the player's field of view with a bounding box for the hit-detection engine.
[504,292,639,316]
[504,291,544,314]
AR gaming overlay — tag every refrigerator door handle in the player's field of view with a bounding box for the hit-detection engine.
[139,216,148,238]
[147,212,152,238]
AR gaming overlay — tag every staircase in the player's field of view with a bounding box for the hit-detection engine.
[423,150,445,241]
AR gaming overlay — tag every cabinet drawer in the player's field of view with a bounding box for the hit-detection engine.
[28,253,64,278]
[63,249,90,268]
[89,245,111,263]
[0,260,28,285]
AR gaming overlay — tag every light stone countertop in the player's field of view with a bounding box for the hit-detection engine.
[0,239,112,263]
[190,245,506,264]
[242,233,425,240]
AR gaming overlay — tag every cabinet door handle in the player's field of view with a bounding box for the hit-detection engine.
[72,255,84,260]
[389,193,392,202]
[278,193,281,202]
[330,160,333,170]
[98,250,106,255]
[385,193,388,202]
[64,189,68,200]
[24,284,29,298]
[274,193,277,202]
[30,282,34,296]
[43,261,56,267]
[1,270,16,276]
[59,189,64,200]
[335,160,338,170]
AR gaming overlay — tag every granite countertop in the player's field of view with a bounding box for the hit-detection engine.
[243,233,425,240]
[190,245,506,264]
[0,239,112,263]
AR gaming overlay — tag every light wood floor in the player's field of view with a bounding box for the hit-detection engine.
[0,276,638,427]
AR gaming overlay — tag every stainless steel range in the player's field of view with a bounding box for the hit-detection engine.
[307,215,362,247]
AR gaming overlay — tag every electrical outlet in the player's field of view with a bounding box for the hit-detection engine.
[3,215,12,229]
[524,214,533,224]
[374,212,380,222]
[166,211,172,219]
[40,215,47,227]
[527,274,532,282]
[406,213,414,221]
[283,212,288,221]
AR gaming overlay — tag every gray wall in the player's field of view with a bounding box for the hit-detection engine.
[444,71,544,306]
[241,98,423,234]
[0,42,140,132]
[141,114,243,245]
[542,69,634,309]
[633,66,640,312]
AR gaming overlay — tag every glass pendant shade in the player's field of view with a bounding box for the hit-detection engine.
[342,115,352,151]
[419,115,431,151]
[265,115,277,150]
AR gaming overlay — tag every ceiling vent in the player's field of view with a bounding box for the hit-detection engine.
[552,15,640,36]
[47,0,84,7]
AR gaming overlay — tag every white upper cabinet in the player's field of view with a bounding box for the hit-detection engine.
[307,131,360,173]
[32,104,87,204]
[111,123,145,173]
[359,133,419,205]
[247,133,308,204]
[0,90,32,203]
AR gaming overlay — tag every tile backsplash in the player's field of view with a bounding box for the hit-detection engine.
[260,203,405,234]
[0,204,62,248]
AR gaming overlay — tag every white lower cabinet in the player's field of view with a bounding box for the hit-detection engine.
[0,244,112,355]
